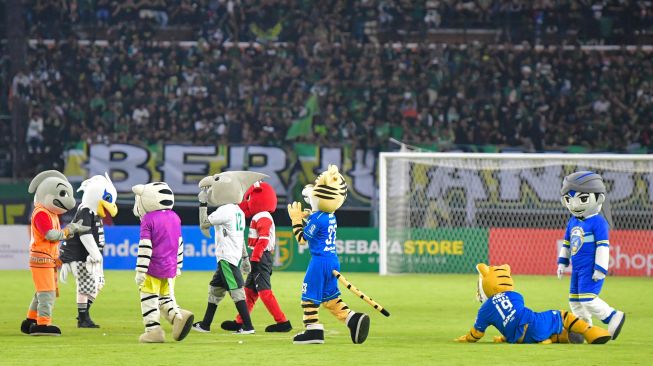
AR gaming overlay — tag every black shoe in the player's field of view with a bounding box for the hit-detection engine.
[29,323,62,336]
[346,313,370,344]
[293,328,324,344]
[78,318,100,328]
[568,332,585,344]
[221,320,242,331]
[21,319,37,334]
[265,320,292,332]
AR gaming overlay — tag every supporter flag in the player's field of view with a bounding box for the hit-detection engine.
[286,94,318,140]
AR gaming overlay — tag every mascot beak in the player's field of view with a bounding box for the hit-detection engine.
[98,200,118,218]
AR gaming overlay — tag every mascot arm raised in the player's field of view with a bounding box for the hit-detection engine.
[454,327,485,343]
[198,188,212,238]
[288,202,307,245]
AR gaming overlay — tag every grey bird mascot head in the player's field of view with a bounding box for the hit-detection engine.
[28,170,76,215]
[560,171,613,227]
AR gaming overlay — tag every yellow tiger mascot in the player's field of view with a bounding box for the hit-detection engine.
[455,263,611,344]
[287,165,370,344]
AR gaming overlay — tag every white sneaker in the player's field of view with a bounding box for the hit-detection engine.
[191,322,210,333]
[233,328,255,335]
[607,311,625,340]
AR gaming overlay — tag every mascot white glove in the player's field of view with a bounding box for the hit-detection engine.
[135,271,146,287]
[592,269,606,281]
[557,264,566,279]
[59,262,72,283]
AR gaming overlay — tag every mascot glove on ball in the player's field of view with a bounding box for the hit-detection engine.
[592,270,606,281]
[135,271,146,286]
[556,264,566,279]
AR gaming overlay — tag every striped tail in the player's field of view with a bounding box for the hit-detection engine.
[333,270,390,317]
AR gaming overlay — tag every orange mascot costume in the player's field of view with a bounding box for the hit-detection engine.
[20,170,89,336]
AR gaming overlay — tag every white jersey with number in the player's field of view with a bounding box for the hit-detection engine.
[208,203,246,266]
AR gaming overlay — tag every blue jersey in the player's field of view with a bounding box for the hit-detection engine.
[474,291,562,344]
[563,215,609,269]
[303,211,337,258]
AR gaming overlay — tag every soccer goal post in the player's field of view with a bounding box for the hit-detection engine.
[379,152,653,276]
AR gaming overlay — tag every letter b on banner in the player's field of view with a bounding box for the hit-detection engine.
[89,144,151,191]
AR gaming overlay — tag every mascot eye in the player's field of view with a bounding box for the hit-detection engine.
[59,190,68,197]
[246,195,251,201]
[580,196,589,203]
[103,190,113,203]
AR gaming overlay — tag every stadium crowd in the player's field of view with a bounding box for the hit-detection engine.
[3,1,653,178]
[23,1,653,44]
[12,39,653,157]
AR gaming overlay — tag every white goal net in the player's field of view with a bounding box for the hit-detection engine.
[379,153,653,277]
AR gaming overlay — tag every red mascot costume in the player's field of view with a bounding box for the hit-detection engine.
[221,181,292,332]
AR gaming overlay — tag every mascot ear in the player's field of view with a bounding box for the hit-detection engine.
[253,181,262,192]
[132,184,145,196]
[597,193,605,205]
[476,263,490,276]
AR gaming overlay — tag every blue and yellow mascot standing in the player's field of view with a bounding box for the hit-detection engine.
[557,171,625,339]
[455,263,612,344]
[287,164,371,344]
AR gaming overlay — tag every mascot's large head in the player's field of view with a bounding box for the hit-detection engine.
[475,263,515,303]
[132,182,174,219]
[198,171,268,207]
[28,170,76,215]
[302,164,347,214]
[560,171,613,226]
[239,181,277,218]
[78,173,118,218]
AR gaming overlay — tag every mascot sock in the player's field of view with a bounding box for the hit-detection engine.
[200,303,217,329]
[235,287,259,324]
[36,291,56,325]
[569,301,593,326]
[583,298,615,324]
[561,310,611,344]
[259,289,287,323]
[159,295,177,324]
[230,287,253,330]
[234,300,254,330]
[322,297,352,323]
[26,294,38,320]
[77,293,89,321]
[140,292,161,331]
[302,301,320,327]
[200,286,226,329]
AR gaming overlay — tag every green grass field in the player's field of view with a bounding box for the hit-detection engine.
[1,270,652,365]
